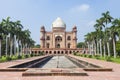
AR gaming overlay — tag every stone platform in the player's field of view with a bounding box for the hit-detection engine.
[22,68,88,76]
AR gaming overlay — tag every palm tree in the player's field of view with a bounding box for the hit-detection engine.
[17,30,24,56]
[94,19,104,56]
[90,32,97,55]
[111,19,120,58]
[101,11,113,57]
[26,38,35,54]
[0,17,35,57]
[0,23,4,57]
[9,24,15,56]
[112,19,120,40]
[0,22,8,57]
[2,17,13,56]
[13,20,23,56]
[85,33,92,55]
[20,29,31,55]
[106,28,111,56]
[85,32,97,55]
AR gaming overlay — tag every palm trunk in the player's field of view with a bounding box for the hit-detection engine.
[24,43,26,55]
[26,44,28,54]
[90,44,93,55]
[87,43,89,54]
[10,39,13,56]
[89,44,91,54]
[0,39,1,57]
[19,40,22,56]
[95,44,97,55]
[14,35,16,56]
[94,41,97,55]
[22,44,24,55]
[113,38,116,58]
[85,46,87,54]
[103,44,106,57]
[107,42,110,57]
[17,40,20,56]
[103,26,106,57]
[92,42,94,55]
[5,36,8,56]
[20,44,23,55]
[99,39,102,56]
[97,41,99,54]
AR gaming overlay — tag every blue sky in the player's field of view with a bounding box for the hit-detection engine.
[0,0,120,44]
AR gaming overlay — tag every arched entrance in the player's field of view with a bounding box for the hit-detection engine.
[55,36,62,48]
[46,43,50,48]
[68,43,71,48]
[56,44,60,48]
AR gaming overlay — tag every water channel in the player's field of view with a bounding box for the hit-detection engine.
[41,56,78,68]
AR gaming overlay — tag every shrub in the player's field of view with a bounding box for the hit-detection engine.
[25,54,30,58]
[30,53,34,57]
[73,52,77,55]
[6,56,12,61]
[80,54,84,57]
[83,54,87,57]
[22,55,25,59]
[88,55,92,58]
[11,55,17,60]
[0,56,7,62]
[17,55,22,59]
[94,55,100,59]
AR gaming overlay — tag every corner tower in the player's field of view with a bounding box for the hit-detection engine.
[40,26,45,48]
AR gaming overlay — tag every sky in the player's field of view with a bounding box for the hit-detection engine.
[0,0,120,44]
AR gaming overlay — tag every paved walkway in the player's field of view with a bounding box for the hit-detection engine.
[0,55,120,80]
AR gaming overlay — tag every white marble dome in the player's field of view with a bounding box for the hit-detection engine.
[52,17,66,28]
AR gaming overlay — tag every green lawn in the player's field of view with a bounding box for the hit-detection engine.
[0,52,44,63]
[74,53,120,64]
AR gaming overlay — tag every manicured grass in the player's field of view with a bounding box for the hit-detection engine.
[110,57,120,63]
[74,53,120,64]
[0,52,44,63]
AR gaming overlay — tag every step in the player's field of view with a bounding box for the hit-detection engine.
[22,68,88,76]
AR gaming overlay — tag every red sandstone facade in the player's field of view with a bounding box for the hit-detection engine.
[31,48,83,55]
[31,17,83,54]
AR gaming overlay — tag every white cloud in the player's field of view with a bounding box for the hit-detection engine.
[87,20,96,27]
[70,4,90,13]
[78,4,90,11]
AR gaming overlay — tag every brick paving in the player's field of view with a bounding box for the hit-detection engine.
[0,55,120,80]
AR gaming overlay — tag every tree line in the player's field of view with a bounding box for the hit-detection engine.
[0,17,35,57]
[84,11,120,58]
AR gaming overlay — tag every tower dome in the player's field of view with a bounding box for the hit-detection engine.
[52,17,66,28]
